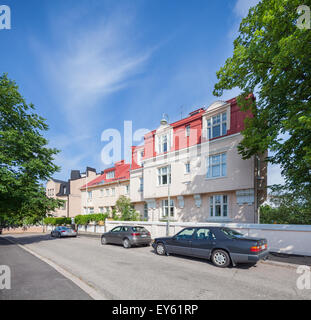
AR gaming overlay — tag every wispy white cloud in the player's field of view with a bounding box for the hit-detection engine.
[33,6,154,132]
[234,0,260,17]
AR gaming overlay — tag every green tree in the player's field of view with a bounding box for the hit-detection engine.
[0,74,63,226]
[115,196,139,221]
[213,0,311,201]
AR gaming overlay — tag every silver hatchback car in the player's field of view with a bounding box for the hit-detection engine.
[51,226,77,238]
[101,225,152,248]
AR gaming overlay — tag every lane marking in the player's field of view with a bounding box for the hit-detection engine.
[3,236,107,300]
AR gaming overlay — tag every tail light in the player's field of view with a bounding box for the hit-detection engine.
[250,243,267,252]
[147,232,151,236]
[250,246,261,252]
[61,231,66,233]
[131,233,141,236]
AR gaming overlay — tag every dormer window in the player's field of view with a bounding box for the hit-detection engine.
[106,171,115,179]
[207,112,227,139]
[186,125,191,137]
[158,134,169,153]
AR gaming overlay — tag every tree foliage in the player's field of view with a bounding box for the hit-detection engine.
[213,0,311,199]
[260,186,311,224]
[115,196,140,221]
[0,74,62,226]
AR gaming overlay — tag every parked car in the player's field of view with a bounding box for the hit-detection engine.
[51,226,77,238]
[101,225,152,248]
[152,226,268,268]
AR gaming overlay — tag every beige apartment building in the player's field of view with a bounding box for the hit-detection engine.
[46,167,99,217]
[130,97,267,223]
[80,161,131,215]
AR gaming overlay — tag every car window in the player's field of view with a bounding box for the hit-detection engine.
[111,227,122,232]
[194,228,211,240]
[175,228,195,240]
[132,227,148,233]
[221,228,244,238]
[121,226,129,232]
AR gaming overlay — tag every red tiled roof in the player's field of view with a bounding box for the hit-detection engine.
[81,161,130,189]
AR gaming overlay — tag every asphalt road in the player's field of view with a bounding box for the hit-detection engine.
[2,233,311,300]
[0,237,91,300]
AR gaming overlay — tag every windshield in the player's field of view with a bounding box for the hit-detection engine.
[132,227,148,233]
[221,228,244,238]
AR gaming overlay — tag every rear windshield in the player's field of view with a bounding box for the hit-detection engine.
[132,227,148,233]
[221,228,244,238]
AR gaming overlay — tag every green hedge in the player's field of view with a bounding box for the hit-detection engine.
[43,217,72,226]
[74,213,109,225]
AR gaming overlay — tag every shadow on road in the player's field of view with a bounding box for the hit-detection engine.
[0,233,60,246]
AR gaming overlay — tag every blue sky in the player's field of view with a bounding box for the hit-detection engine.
[0,0,284,186]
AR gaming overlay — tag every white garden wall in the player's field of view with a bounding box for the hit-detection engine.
[105,220,311,256]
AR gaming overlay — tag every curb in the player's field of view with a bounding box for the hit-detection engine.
[2,236,107,300]
[261,259,301,269]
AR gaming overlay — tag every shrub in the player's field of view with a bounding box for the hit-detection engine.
[43,217,71,226]
[74,213,108,225]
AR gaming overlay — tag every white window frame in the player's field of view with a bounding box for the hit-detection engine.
[209,195,228,218]
[111,188,115,196]
[185,125,190,137]
[161,199,175,218]
[158,165,171,185]
[106,171,115,179]
[185,162,190,174]
[206,152,227,179]
[207,112,227,139]
[87,191,92,199]
[139,178,144,192]
[158,134,169,153]
[106,189,110,196]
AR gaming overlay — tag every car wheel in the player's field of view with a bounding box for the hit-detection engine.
[211,249,231,268]
[50,232,53,237]
[57,232,61,238]
[123,238,131,249]
[155,243,166,256]
[101,236,107,245]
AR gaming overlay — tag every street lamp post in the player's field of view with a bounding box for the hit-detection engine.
[160,114,171,236]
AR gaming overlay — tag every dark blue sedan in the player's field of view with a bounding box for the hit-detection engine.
[152,226,269,267]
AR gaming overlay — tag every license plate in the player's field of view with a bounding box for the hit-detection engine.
[141,234,147,237]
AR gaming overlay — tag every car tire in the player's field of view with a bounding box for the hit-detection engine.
[101,236,107,245]
[57,232,61,238]
[50,232,53,237]
[155,243,166,256]
[211,249,231,268]
[123,238,131,249]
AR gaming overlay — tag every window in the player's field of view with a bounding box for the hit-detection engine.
[106,189,110,196]
[161,199,174,218]
[186,125,190,137]
[137,150,144,167]
[100,189,104,197]
[207,153,226,178]
[175,228,195,240]
[158,166,171,185]
[185,162,190,174]
[89,207,94,214]
[139,178,144,192]
[105,207,109,213]
[207,112,227,139]
[106,171,115,179]
[99,207,104,213]
[144,203,148,219]
[210,195,228,218]
[194,228,211,240]
[158,134,169,153]
[125,185,129,194]
[87,191,92,199]
[111,226,122,233]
